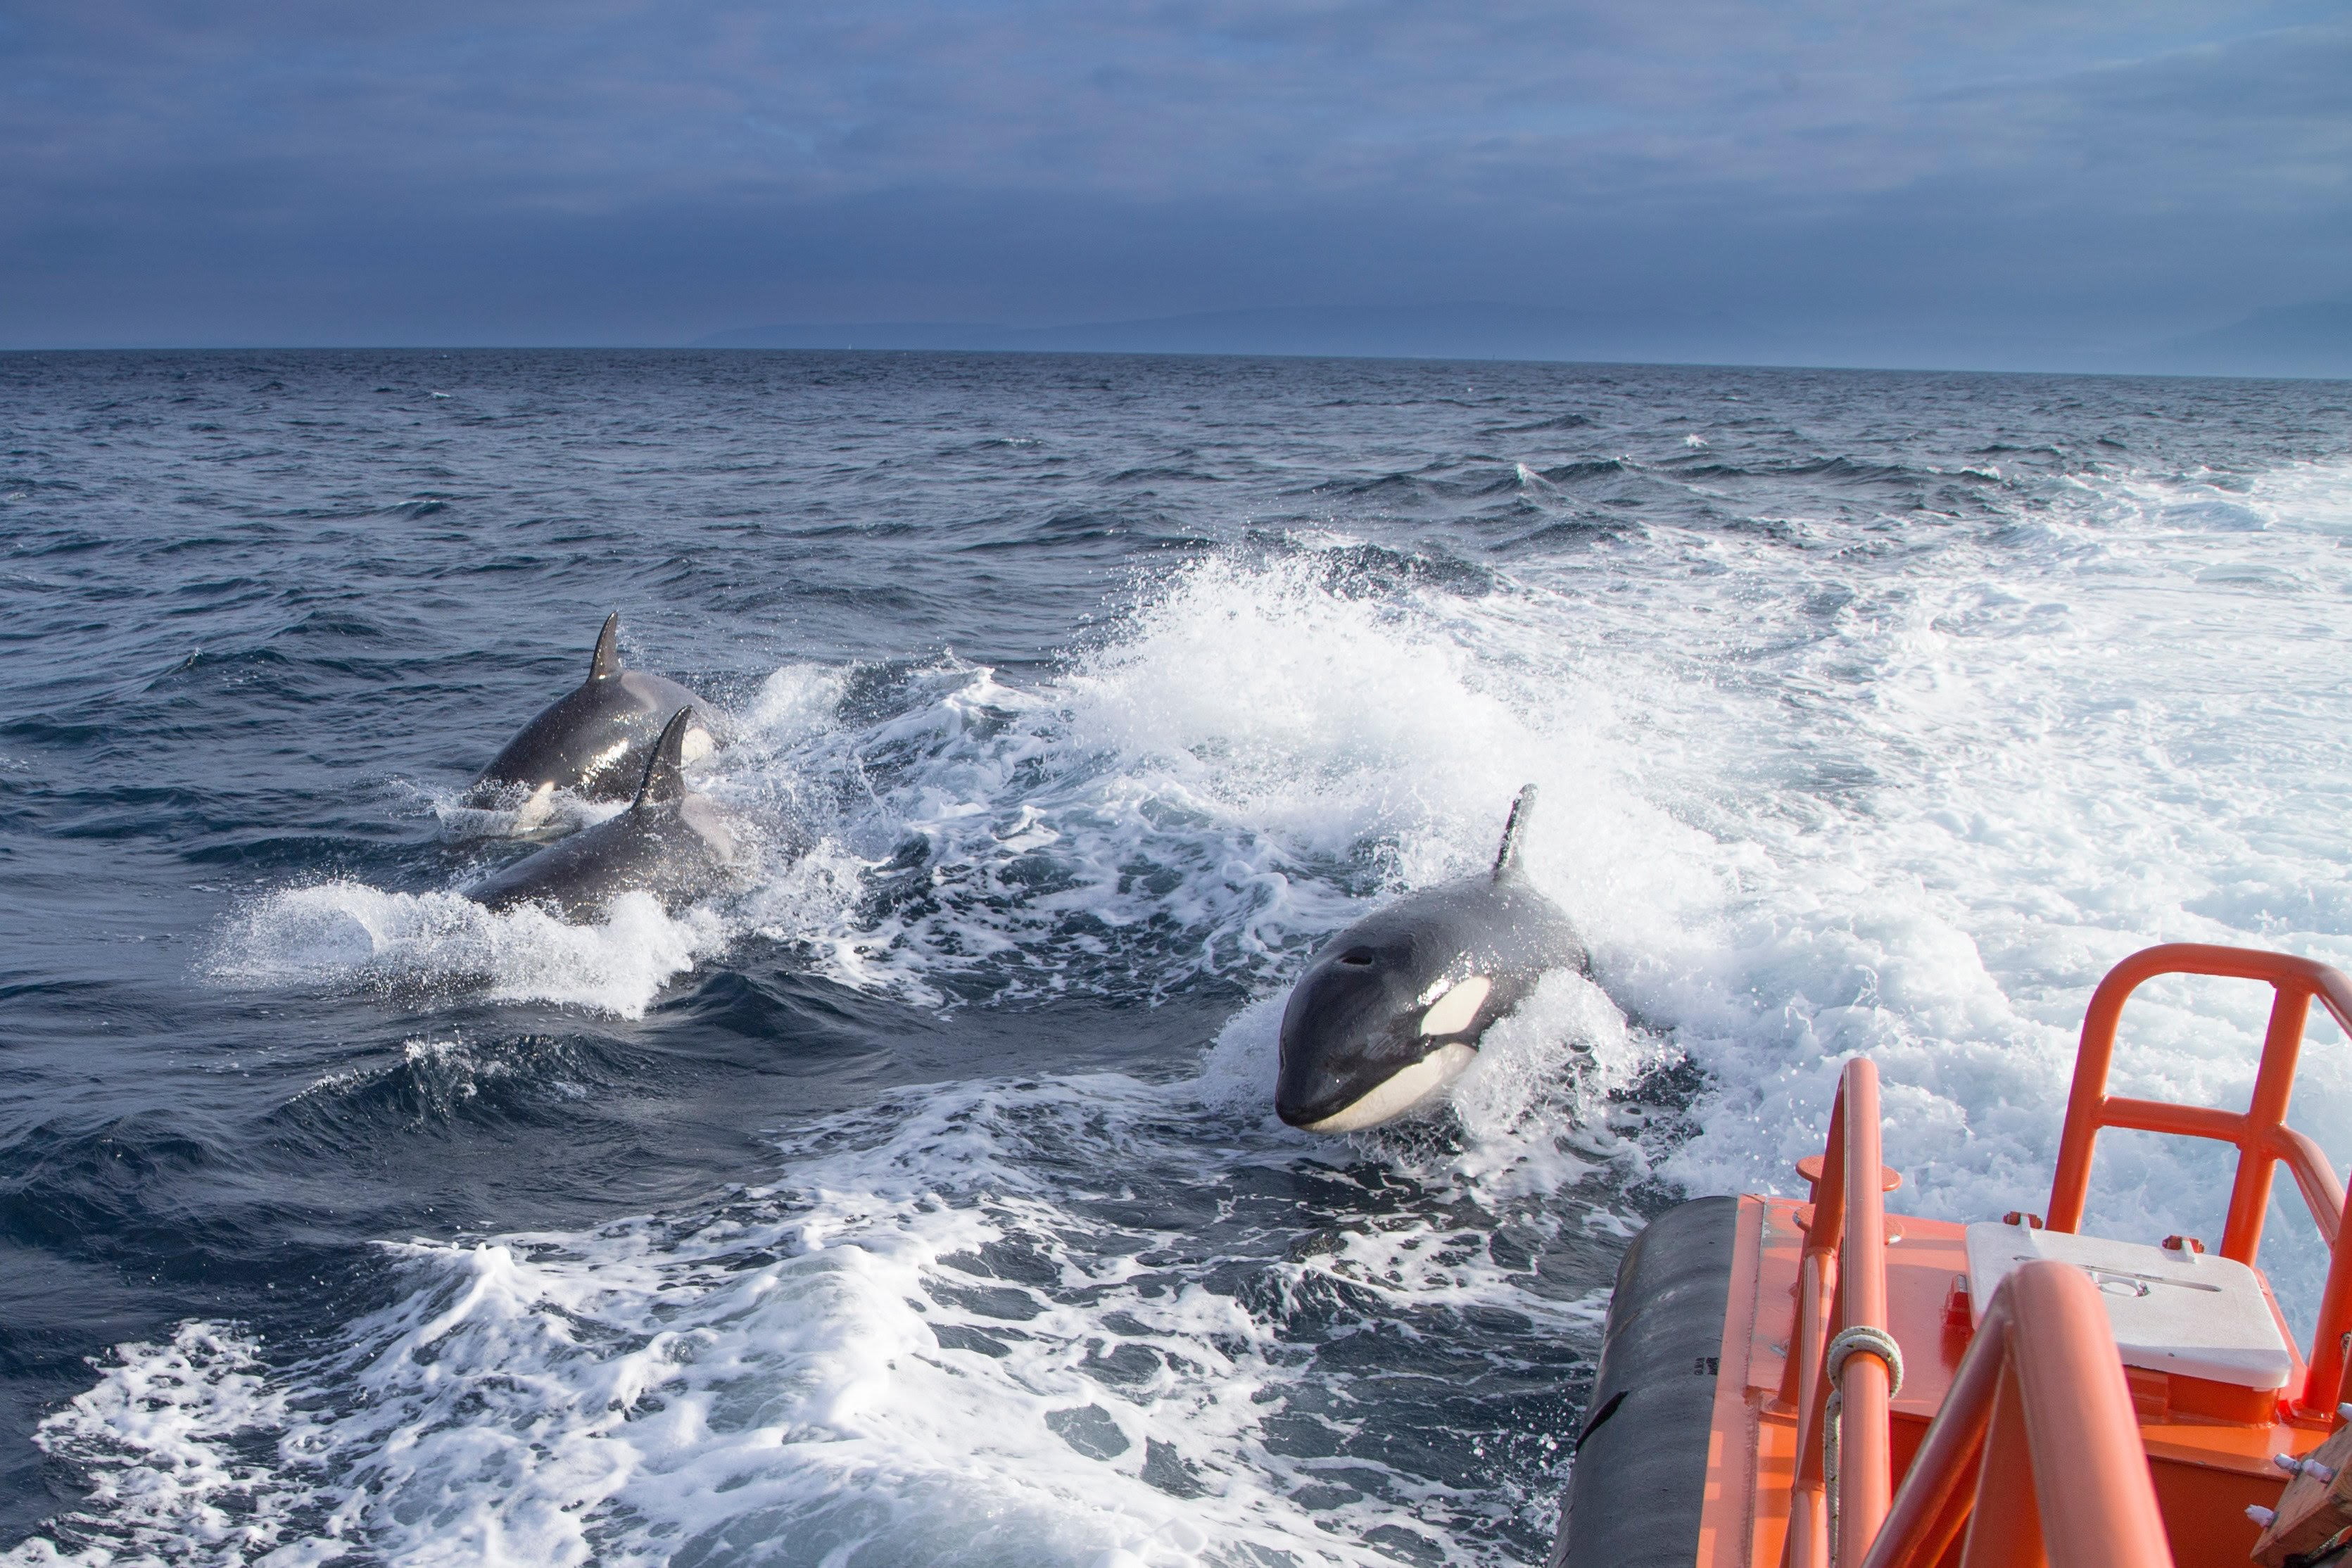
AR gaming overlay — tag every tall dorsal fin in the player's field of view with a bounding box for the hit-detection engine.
[588,613,621,683]
[633,707,696,810]
[1492,784,1537,881]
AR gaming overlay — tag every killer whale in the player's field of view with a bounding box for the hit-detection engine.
[469,612,714,816]
[1275,786,1585,1133]
[465,708,734,918]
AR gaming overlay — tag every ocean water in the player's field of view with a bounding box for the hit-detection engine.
[1,348,2348,1565]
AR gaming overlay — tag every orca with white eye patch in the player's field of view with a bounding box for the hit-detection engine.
[1275,786,1585,1134]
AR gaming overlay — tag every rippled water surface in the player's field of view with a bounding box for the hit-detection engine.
[3,350,2350,1564]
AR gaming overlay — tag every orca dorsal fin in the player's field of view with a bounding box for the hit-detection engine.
[1492,784,1537,880]
[633,707,696,810]
[588,612,621,683]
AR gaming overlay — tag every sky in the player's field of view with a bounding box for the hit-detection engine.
[2,1,2348,365]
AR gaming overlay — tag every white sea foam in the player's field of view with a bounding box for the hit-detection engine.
[122,451,2352,1563]
[1506,454,2352,1317]
[4,1326,309,1568]
[20,1064,1612,1566]
[218,457,2352,1225]
[215,695,849,1016]
[210,883,731,1019]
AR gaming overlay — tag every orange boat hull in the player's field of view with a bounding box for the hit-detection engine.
[1689,1194,2308,1567]
[1555,943,2352,1568]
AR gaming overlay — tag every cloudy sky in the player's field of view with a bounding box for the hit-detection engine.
[3,1,2346,361]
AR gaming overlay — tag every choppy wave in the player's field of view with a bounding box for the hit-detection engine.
[9,353,2352,1563]
[210,540,1665,1019]
[201,450,2352,1293]
[23,1000,1646,1567]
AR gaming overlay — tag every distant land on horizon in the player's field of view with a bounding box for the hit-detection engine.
[2144,299,2352,380]
[696,299,2352,380]
[695,303,1761,365]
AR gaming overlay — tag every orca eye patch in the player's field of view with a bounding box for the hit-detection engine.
[1337,949,1376,966]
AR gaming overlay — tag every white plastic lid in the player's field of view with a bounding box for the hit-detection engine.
[1963,1222,2294,1391]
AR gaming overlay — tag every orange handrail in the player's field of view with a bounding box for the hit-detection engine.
[1860,1260,2175,1568]
[1783,1057,1897,1568]
[2044,942,2352,1414]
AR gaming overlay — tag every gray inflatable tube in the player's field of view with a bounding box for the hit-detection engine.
[1548,1196,1740,1568]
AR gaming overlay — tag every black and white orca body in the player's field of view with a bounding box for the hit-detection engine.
[469,613,714,816]
[465,708,734,918]
[1275,787,1584,1134]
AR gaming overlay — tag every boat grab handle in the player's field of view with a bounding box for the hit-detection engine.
[2044,942,2352,1416]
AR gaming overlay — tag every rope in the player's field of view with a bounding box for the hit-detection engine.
[1827,1324,1906,1394]
[1822,1326,1906,1564]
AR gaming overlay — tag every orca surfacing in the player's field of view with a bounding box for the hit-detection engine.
[469,612,714,815]
[1275,786,1585,1133]
[465,708,734,919]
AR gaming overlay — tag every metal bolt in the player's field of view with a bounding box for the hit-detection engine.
[2272,1453,2337,1481]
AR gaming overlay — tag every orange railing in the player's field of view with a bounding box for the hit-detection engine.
[1859,1260,2175,1568]
[1787,1057,2177,1568]
[2044,943,2352,1415]
[1784,1056,1899,1568]
[1781,946,2352,1565]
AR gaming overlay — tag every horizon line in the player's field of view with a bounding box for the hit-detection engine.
[0,342,2343,384]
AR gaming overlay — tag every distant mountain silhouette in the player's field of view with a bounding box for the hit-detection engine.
[695,303,1772,365]
[697,322,1011,350]
[2142,298,2352,379]
[698,301,2352,379]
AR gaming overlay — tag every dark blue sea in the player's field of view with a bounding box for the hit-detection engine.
[4,350,2350,1564]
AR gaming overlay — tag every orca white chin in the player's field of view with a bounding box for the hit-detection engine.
[1301,1042,1478,1133]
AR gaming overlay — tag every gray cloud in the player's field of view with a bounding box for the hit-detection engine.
[1,1,2344,358]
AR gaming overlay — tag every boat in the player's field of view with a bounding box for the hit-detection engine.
[1550,943,2352,1568]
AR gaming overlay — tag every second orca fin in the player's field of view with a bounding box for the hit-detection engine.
[632,707,696,810]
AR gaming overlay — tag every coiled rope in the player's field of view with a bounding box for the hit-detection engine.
[1822,1324,1906,1563]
